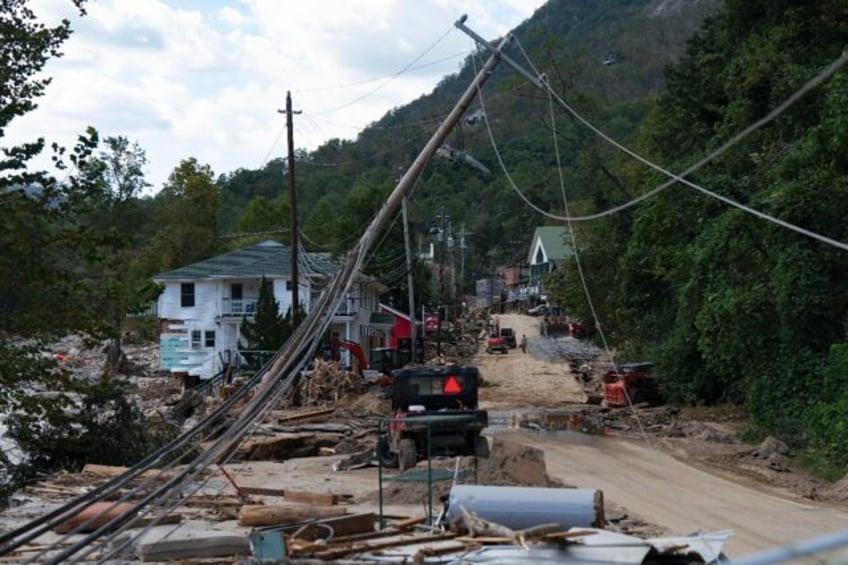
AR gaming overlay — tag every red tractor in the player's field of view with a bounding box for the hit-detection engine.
[602,362,662,407]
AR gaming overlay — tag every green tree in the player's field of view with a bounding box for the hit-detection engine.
[613,0,848,469]
[71,135,158,374]
[149,157,220,271]
[239,277,296,368]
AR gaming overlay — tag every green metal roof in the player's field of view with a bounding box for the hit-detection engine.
[153,240,338,281]
[534,226,572,261]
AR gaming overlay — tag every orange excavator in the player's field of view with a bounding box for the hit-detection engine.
[339,340,397,388]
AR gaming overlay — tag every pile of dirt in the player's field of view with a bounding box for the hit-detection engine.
[824,473,848,501]
[475,437,567,487]
[375,437,566,505]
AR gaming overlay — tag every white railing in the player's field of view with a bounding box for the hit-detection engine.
[221,298,257,316]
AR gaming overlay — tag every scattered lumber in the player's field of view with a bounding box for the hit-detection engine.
[234,432,338,461]
[277,408,336,424]
[457,506,565,549]
[289,513,375,542]
[81,464,177,481]
[134,535,250,562]
[393,516,426,531]
[127,513,184,528]
[236,486,351,505]
[237,503,347,527]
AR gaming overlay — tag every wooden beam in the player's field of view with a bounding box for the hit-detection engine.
[238,504,347,527]
[135,535,250,561]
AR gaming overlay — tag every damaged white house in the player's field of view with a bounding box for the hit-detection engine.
[153,240,385,381]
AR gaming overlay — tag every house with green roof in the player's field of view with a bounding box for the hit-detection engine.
[153,240,385,380]
[526,226,573,299]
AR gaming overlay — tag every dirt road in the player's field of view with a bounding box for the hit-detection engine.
[476,313,586,409]
[473,314,848,559]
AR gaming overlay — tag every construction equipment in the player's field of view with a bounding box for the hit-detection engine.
[602,363,662,407]
[339,340,369,374]
[486,334,508,354]
[499,328,517,348]
[337,341,402,387]
[380,365,489,471]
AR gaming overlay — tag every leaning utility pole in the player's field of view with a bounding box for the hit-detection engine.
[285,91,300,324]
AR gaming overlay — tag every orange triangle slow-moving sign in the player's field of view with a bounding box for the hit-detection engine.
[443,375,462,394]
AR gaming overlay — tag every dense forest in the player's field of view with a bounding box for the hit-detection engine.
[2,0,847,497]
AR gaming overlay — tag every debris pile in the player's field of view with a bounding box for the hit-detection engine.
[296,359,370,407]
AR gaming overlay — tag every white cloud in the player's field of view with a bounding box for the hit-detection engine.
[5,0,546,193]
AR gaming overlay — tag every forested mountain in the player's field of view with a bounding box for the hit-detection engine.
[216,0,721,296]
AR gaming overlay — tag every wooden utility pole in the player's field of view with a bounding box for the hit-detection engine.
[285,91,300,324]
[437,207,446,357]
[402,197,417,363]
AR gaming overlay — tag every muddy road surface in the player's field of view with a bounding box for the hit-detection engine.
[473,313,848,559]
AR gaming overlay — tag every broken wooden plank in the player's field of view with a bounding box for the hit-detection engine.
[283,489,338,506]
[414,541,479,560]
[237,486,351,505]
[238,486,286,498]
[127,513,184,528]
[238,504,347,527]
[310,532,457,560]
[392,516,426,531]
[290,512,375,542]
[82,464,177,481]
[135,535,250,562]
[289,528,404,554]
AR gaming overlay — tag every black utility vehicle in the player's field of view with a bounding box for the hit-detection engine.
[380,365,489,471]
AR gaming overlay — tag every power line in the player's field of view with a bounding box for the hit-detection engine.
[294,51,467,94]
[308,25,457,116]
[463,20,848,251]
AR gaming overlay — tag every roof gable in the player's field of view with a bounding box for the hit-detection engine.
[527,226,572,264]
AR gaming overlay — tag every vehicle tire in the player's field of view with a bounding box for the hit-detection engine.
[377,436,399,468]
[398,438,417,471]
[474,435,490,459]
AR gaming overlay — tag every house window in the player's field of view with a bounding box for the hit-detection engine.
[191,330,201,349]
[535,248,545,265]
[204,330,215,348]
[181,283,195,307]
[231,283,243,300]
[286,280,293,291]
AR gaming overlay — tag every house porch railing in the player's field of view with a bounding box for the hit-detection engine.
[221,298,258,316]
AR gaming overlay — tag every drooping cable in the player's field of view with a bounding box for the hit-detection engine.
[509,34,848,250]
[461,18,848,250]
[308,25,456,116]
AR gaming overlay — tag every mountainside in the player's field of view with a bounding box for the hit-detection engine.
[217,0,721,289]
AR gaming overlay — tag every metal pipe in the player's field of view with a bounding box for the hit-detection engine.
[447,485,604,530]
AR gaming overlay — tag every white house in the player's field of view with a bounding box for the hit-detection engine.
[154,240,385,380]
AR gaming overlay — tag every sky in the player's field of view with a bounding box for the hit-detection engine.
[8,0,547,194]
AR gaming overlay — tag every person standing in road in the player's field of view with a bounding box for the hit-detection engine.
[519,334,527,354]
